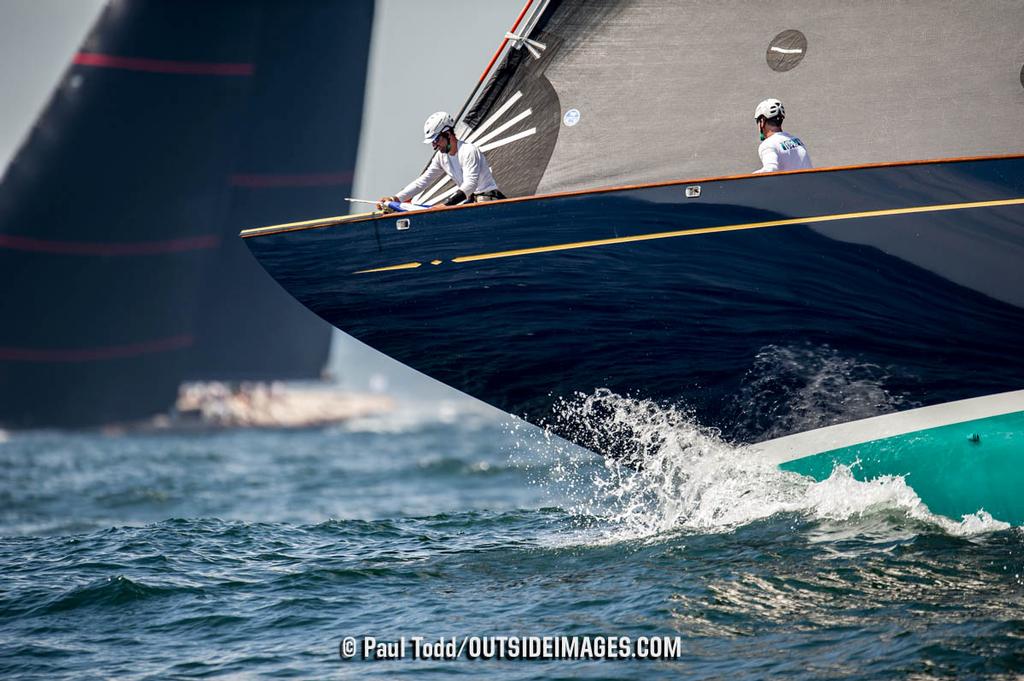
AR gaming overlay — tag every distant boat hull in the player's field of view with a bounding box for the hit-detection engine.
[244,155,1024,518]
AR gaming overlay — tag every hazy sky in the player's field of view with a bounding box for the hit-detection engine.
[355,0,524,200]
[0,0,106,169]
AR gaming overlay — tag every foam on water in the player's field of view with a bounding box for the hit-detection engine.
[527,391,1010,544]
[727,343,912,441]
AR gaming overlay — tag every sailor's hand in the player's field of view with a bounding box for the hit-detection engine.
[376,196,397,211]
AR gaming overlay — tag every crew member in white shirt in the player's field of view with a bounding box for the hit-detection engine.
[752,98,812,174]
[379,111,505,209]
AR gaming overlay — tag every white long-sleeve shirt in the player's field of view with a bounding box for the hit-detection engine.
[396,139,498,202]
[753,131,813,174]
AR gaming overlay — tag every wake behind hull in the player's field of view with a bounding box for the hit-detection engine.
[244,156,1024,517]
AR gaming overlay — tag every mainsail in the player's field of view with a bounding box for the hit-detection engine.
[423,0,1024,200]
[0,0,373,428]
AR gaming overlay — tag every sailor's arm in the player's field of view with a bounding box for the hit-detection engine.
[390,155,444,202]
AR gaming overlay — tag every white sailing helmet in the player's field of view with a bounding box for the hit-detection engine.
[754,98,785,121]
[422,111,455,144]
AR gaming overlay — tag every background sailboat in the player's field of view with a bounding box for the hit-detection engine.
[0,0,373,428]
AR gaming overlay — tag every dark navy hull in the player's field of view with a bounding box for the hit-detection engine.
[244,157,1024,454]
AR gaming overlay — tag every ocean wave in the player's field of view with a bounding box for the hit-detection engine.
[32,575,198,615]
[539,390,1011,543]
[412,455,524,477]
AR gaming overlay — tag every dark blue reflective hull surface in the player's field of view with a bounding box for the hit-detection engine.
[244,157,1024,451]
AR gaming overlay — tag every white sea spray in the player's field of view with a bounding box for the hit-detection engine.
[523,390,1010,544]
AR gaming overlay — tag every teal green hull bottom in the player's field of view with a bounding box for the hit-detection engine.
[779,411,1024,525]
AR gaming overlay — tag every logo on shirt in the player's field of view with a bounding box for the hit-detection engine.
[779,138,804,151]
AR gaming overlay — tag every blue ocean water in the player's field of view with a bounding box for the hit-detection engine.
[2,392,1023,679]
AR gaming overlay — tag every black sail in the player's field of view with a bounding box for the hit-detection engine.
[0,0,373,428]
[187,2,373,381]
[447,0,1024,200]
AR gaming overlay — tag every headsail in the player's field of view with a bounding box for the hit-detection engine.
[448,0,1024,198]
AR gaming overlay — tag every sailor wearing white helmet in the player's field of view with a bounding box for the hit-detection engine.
[378,111,504,210]
[752,98,812,174]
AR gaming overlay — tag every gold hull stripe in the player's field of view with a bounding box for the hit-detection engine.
[240,154,1024,240]
[354,261,423,274]
[449,197,1024,264]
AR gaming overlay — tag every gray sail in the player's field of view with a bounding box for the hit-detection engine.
[458,0,1024,199]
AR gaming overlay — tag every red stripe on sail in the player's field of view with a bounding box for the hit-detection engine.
[229,172,355,188]
[74,52,254,76]
[0,335,194,362]
[0,234,220,256]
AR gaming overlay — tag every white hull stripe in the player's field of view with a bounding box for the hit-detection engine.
[751,389,1024,466]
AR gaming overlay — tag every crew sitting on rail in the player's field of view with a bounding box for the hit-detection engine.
[753,98,813,174]
[378,111,505,211]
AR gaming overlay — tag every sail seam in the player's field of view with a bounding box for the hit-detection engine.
[0,334,194,362]
[74,52,254,76]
